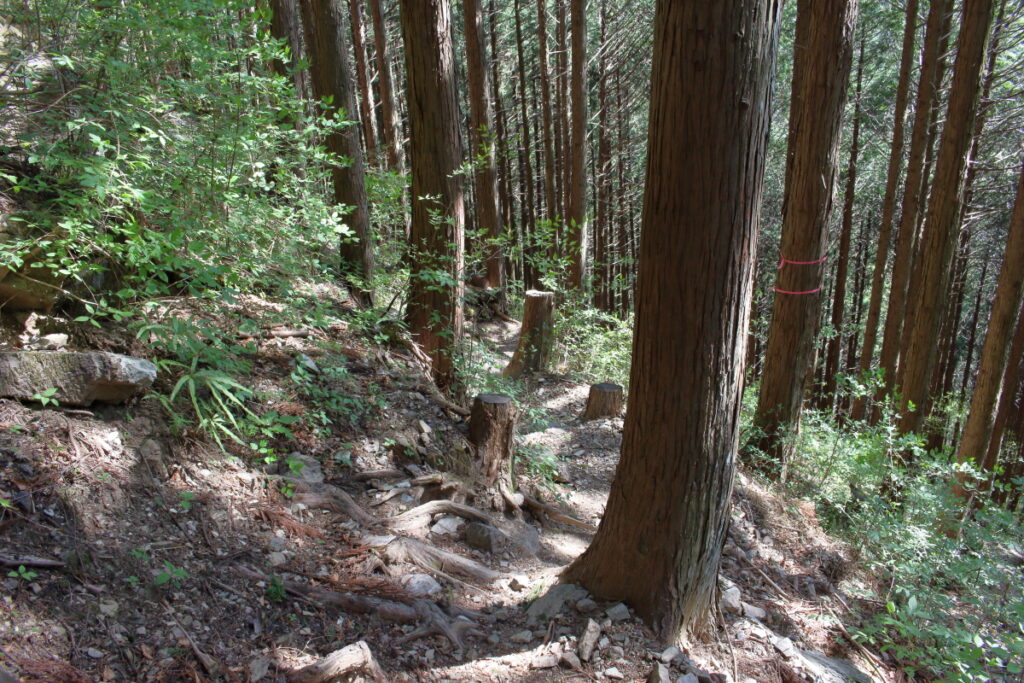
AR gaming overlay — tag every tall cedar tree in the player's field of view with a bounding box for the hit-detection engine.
[564,0,781,640]
[898,0,996,437]
[462,0,505,292]
[565,0,586,289]
[399,0,465,391]
[851,0,916,421]
[371,0,405,172]
[300,0,375,306]
[957,165,1024,479]
[753,0,858,474]
[348,0,378,158]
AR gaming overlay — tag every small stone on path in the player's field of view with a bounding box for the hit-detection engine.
[510,629,533,644]
[605,666,624,680]
[721,586,742,614]
[647,663,672,683]
[578,619,601,662]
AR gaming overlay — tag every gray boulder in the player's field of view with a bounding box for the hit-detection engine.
[0,351,156,406]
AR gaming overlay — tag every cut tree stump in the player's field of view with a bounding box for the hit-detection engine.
[581,382,624,420]
[502,290,554,377]
[469,394,516,485]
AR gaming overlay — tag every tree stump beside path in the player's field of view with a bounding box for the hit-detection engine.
[469,393,517,486]
[581,382,623,421]
[502,290,554,378]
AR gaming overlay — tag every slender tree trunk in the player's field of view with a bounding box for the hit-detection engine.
[822,38,864,411]
[513,0,537,288]
[565,0,586,290]
[981,300,1024,481]
[960,257,991,405]
[753,0,858,475]
[898,0,996,438]
[850,0,917,421]
[593,0,611,312]
[556,0,570,224]
[462,0,505,295]
[957,166,1024,479]
[399,0,465,391]
[873,0,951,419]
[270,0,309,99]
[536,0,557,224]
[489,0,515,242]
[564,0,781,641]
[370,0,405,172]
[301,0,375,306]
[348,0,378,159]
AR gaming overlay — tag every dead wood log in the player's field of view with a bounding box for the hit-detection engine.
[0,554,65,569]
[388,500,490,533]
[581,382,624,421]
[469,394,517,486]
[287,641,386,683]
[503,290,555,378]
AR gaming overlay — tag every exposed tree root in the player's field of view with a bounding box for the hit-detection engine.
[521,493,596,532]
[287,641,386,683]
[381,536,499,584]
[275,478,375,526]
[235,567,482,649]
[388,500,490,533]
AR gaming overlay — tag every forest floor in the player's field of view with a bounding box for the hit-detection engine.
[0,289,889,682]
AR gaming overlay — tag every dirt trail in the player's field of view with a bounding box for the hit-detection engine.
[0,313,884,682]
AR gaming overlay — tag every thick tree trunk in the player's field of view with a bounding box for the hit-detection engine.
[503,290,555,378]
[981,300,1024,480]
[873,0,951,418]
[462,0,504,295]
[370,0,405,172]
[582,383,623,421]
[898,0,996,438]
[851,0,918,422]
[399,0,465,391]
[753,0,858,476]
[301,0,375,306]
[469,394,517,486]
[270,0,309,99]
[565,0,586,290]
[348,0,378,159]
[822,39,864,412]
[564,0,780,641]
[957,166,1024,481]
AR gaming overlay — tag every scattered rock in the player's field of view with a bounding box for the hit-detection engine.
[647,663,672,683]
[267,552,286,567]
[401,573,441,596]
[771,634,797,658]
[418,420,432,434]
[280,453,323,484]
[575,597,599,614]
[526,583,588,624]
[531,654,559,669]
[676,674,699,683]
[0,351,156,406]
[605,666,624,680]
[798,649,872,683]
[28,333,68,350]
[720,586,742,614]
[606,602,630,622]
[86,648,104,659]
[659,645,683,664]
[430,515,462,536]
[508,574,529,592]
[577,619,601,662]
[462,522,503,553]
[560,650,582,670]
[741,602,766,620]
[494,517,541,556]
[510,630,534,644]
[293,353,319,373]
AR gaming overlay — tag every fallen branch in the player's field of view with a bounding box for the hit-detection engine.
[287,641,386,683]
[521,493,597,533]
[0,554,65,569]
[239,328,312,340]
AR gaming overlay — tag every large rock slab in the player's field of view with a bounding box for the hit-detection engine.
[0,351,156,406]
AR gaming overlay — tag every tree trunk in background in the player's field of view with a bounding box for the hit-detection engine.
[513,0,537,288]
[348,0,378,160]
[370,0,404,172]
[822,39,864,412]
[564,0,780,642]
[959,257,991,407]
[593,0,611,312]
[399,0,465,391]
[873,0,950,419]
[982,300,1024,481]
[556,1,570,224]
[615,71,631,317]
[301,0,375,306]
[489,0,515,245]
[753,0,857,476]
[536,0,557,224]
[957,166,1024,480]
[270,0,309,99]
[565,0,586,290]
[462,0,504,295]
[851,0,917,421]
[941,236,970,397]
[898,0,996,438]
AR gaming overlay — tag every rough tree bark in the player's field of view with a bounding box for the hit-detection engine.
[565,0,586,290]
[851,0,918,422]
[469,394,516,486]
[563,0,781,641]
[536,0,557,223]
[462,0,505,294]
[503,290,555,378]
[753,0,858,475]
[898,0,996,437]
[957,165,1024,480]
[301,0,375,306]
[348,0,378,159]
[370,0,405,172]
[399,0,465,391]
[581,382,623,421]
